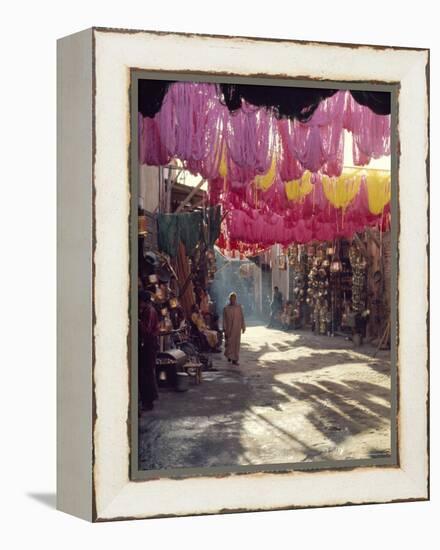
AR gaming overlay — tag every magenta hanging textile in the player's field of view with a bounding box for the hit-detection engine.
[219,173,391,247]
[137,81,391,250]
[278,91,346,175]
[344,92,391,164]
[224,205,390,246]
[277,119,306,181]
[138,114,170,166]
[225,104,274,177]
[139,82,226,180]
[138,83,391,179]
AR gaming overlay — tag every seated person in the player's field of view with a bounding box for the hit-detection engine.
[197,288,213,322]
[280,301,295,331]
[190,304,219,350]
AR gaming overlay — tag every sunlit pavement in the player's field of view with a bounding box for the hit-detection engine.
[138,325,392,471]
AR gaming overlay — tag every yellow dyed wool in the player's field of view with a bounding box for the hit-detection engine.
[366,171,391,215]
[219,145,228,178]
[254,155,277,190]
[285,172,314,202]
[322,170,361,209]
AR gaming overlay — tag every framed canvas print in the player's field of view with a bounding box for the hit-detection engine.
[57,27,429,522]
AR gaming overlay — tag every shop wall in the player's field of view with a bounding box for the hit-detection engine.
[247,261,263,315]
[139,165,160,213]
[270,244,289,302]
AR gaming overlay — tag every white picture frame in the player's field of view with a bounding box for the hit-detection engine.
[57,27,429,522]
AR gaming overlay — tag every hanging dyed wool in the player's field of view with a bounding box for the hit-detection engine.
[138,114,170,166]
[225,104,274,179]
[321,172,361,209]
[138,81,392,251]
[344,92,391,164]
[222,169,391,248]
[366,171,391,215]
[138,84,391,180]
[284,173,314,202]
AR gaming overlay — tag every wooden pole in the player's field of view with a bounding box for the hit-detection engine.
[175,178,205,213]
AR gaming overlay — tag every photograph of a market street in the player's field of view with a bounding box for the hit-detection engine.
[136,79,394,472]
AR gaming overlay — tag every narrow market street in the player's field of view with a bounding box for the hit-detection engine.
[139,324,391,470]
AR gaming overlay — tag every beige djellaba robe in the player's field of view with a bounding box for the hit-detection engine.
[223,304,246,361]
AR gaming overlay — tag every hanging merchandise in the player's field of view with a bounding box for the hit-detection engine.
[348,243,368,314]
[291,246,308,324]
[205,248,217,282]
[288,244,300,270]
[307,249,331,335]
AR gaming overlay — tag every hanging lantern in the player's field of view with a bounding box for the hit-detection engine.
[330,259,342,273]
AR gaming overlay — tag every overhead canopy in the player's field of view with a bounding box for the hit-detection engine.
[138,79,391,119]
[138,81,391,251]
[139,84,390,179]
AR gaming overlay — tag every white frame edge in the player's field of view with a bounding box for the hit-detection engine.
[59,28,429,521]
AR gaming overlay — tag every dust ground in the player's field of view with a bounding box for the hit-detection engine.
[139,325,391,471]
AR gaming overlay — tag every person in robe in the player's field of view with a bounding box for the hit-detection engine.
[190,304,219,350]
[138,290,160,412]
[223,292,246,365]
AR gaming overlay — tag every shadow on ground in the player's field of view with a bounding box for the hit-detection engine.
[26,493,57,509]
[139,327,392,470]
